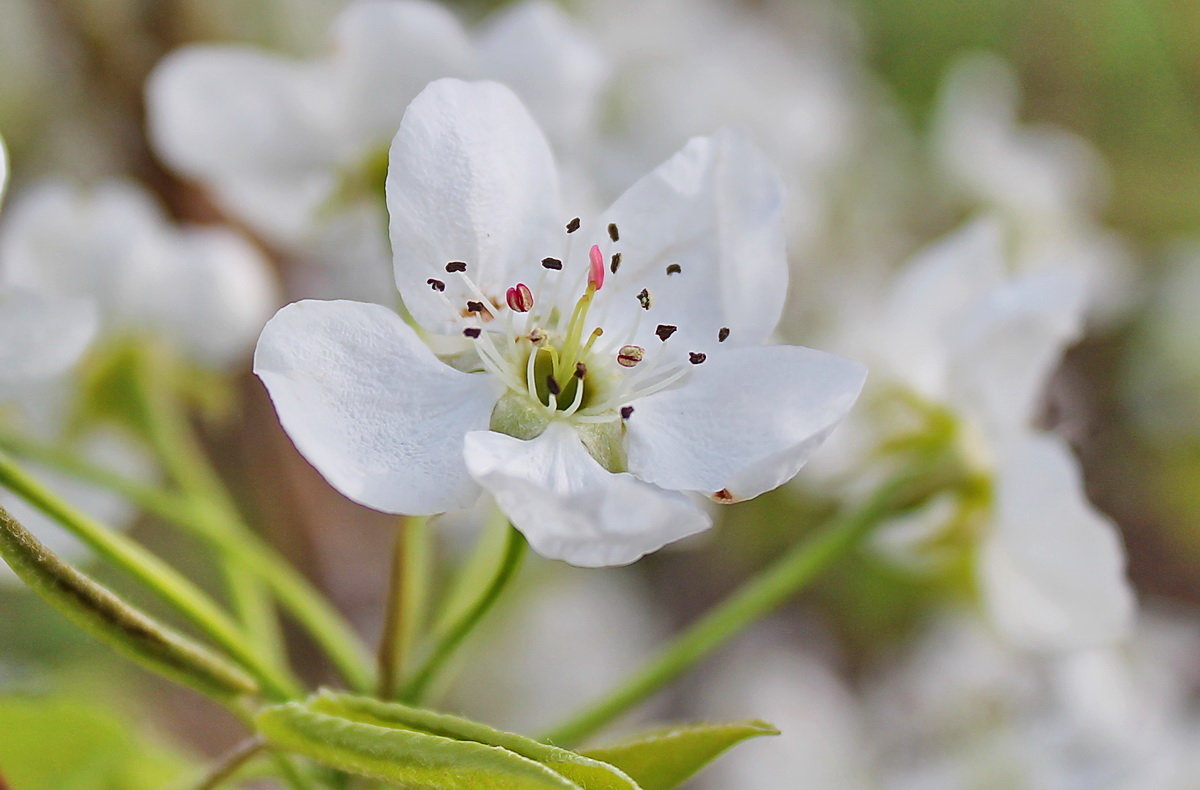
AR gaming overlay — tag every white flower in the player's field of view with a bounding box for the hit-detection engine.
[0,178,277,368]
[828,219,1134,651]
[146,0,608,300]
[255,79,865,567]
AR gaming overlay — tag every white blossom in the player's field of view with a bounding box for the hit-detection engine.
[255,79,865,567]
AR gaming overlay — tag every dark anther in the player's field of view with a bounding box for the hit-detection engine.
[427,278,446,292]
[718,327,730,342]
[637,289,652,310]
[655,324,677,341]
[575,362,587,379]
[546,375,562,396]
[445,261,467,272]
[566,217,581,233]
[620,405,635,420]
[610,253,622,274]
[608,223,619,242]
[463,327,481,338]
[541,257,563,270]
[466,300,485,313]
[689,352,707,365]
[666,263,682,275]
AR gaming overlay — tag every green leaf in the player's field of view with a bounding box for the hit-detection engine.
[0,505,260,703]
[580,721,779,790]
[310,691,641,789]
[0,695,194,789]
[256,702,582,789]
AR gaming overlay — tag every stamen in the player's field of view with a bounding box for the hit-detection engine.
[580,327,604,357]
[529,328,547,345]
[617,345,645,367]
[655,324,677,341]
[637,289,652,310]
[466,300,485,313]
[506,283,533,313]
[666,263,682,275]
[718,327,730,342]
[689,352,707,365]
[608,223,619,242]
[620,405,634,420]
[574,362,587,379]
[427,278,446,292]
[566,217,581,234]
[588,245,605,290]
[446,261,467,273]
[541,257,563,270]
[463,327,481,338]
[610,253,622,274]
[546,374,561,396]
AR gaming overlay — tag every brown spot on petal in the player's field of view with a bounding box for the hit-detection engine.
[712,488,737,503]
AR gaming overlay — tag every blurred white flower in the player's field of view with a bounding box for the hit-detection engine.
[147,0,608,301]
[0,178,277,368]
[933,53,1135,321]
[825,220,1134,651]
[255,79,865,567]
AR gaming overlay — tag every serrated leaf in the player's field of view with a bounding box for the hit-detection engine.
[0,505,259,702]
[256,702,582,789]
[311,691,641,790]
[580,721,779,790]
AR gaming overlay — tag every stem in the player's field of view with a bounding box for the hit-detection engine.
[376,515,429,699]
[129,354,284,666]
[194,737,266,789]
[0,451,300,700]
[0,430,374,692]
[400,525,526,703]
[540,466,935,746]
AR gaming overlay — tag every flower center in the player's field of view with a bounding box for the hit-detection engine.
[429,219,717,433]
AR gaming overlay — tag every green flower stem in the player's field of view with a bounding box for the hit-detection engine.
[400,525,527,704]
[0,451,299,699]
[194,737,266,789]
[0,430,374,692]
[128,355,284,667]
[541,465,939,747]
[377,515,431,699]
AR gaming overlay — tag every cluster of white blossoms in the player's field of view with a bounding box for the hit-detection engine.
[137,0,1138,631]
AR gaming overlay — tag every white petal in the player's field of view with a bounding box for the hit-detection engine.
[0,179,170,324]
[0,290,96,391]
[626,345,866,501]
[463,422,711,566]
[329,0,474,148]
[386,78,562,334]
[477,0,609,152]
[147,45,334,182]
[979,433,1135,652]
[873,217,1007,398]
[947,267,1085,438]
[595,129,788,355]
[254,299,499,514]
[137,228,280,367]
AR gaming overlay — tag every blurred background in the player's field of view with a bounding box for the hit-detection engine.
[0,0,1198,787]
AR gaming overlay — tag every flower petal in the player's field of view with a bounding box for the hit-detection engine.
[626,345,866,502]
[979,433,1135,651]
[329,0,474,148]
[138,228,280,367]
[387,78,562,334]
[254,299,499,514]
[947,267,1085,438]
[593,128,787,355]
[0,290,96,391]
[463,422,711,566]
[477,0,609,153]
